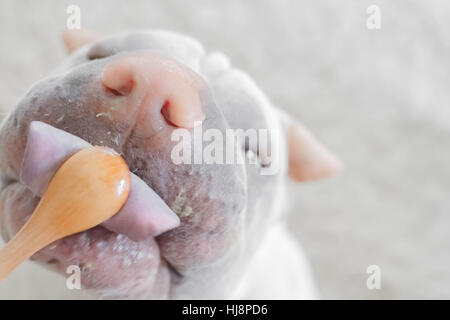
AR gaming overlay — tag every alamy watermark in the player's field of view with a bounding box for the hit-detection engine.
[366,265,381,290]
[170,121,280,176]
[66,264,81,290]
[66,5,81,30]
[366,5,381,30]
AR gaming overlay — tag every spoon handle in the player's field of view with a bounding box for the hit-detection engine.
[0,216,49,282]
[0,221,42,281]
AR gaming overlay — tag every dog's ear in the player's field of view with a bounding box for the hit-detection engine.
[62,29,100,53]
[280,110,343,182]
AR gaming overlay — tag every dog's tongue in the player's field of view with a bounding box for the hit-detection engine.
[20,121,180,241]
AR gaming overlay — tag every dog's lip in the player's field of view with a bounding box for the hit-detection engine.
[25,224,167,295]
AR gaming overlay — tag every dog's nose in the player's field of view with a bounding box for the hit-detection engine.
[101,51,205,134]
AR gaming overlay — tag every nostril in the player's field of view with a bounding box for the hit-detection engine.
[104,87,123,97]
[102,59,136,97]
[161,101,177,127]
[103,79,134,97]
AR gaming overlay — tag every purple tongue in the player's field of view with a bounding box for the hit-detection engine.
[20,121,180,241]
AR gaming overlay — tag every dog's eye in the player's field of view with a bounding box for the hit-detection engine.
[243,139,272,169]
[87,45,115,60]
[244,146,271,168]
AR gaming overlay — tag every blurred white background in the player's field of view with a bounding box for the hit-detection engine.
[0,0,449,299]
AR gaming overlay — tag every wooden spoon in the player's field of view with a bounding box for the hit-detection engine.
[0,146,130,282]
